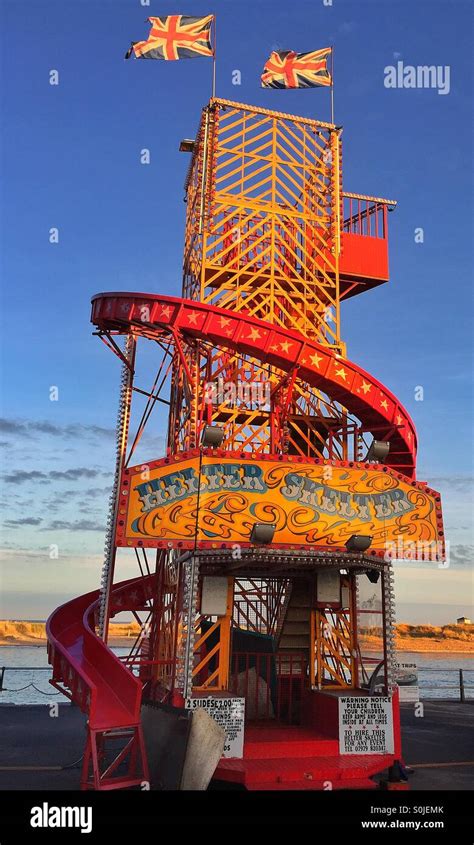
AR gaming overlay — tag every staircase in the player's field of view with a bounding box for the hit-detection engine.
[277,579,312,671]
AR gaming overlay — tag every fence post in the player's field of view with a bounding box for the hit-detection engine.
[459,669,465,703]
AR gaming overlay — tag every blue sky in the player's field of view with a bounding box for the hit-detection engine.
[0,0,472,623]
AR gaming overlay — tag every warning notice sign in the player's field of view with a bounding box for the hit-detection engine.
[185,696,245,758]
[338,696,394,755]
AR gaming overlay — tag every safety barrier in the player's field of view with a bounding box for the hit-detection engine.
[2,664,472,703]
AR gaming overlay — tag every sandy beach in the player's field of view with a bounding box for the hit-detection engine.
[1,620,472,653]
[0,620,141,648]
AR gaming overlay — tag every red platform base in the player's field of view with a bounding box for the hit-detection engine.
[215,724,395,791]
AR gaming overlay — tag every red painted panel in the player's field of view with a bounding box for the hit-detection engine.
[301,689,339,738]
[340,232,389,281]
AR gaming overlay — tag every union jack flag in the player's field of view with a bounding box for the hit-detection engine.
[125,15,214,61]
[261,48,332,89]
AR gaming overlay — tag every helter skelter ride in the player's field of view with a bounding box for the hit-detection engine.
[47,97,445,791]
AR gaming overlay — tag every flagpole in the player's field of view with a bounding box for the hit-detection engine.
[211,15,217,98]
[330,45,334,124]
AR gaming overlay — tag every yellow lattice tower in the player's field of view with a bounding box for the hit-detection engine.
[171,98,349,459]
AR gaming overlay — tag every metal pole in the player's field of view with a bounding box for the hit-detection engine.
[198,109,210,236]
[330,46,334,124]
[211,15,217,98]
[183,554,199,699]
[460,668,465,703]
[382,566,397,693]
[181,447,204,698]
[98,333,136,640]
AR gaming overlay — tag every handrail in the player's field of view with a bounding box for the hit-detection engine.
[342,194,388,239]
[343,191,397,207]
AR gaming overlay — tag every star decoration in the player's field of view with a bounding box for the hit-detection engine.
[186,311,200,325]
[120,302,130,314]
[247,327,262,341]
[280,341,292,354]
[396,414,403,426]
[335,366,348,381]
[380,399,389,411]
[218,316,232,328]
[361,381,371,394]
[310,352,323,368]
[159,305,172,319]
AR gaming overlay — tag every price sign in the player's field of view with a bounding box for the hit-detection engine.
[185,696,245,758]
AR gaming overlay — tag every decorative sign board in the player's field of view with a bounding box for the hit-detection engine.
[338,696,394,755]
[185,696,245,758]
[117,455,442,556]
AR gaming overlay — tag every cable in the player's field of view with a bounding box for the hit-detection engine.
[3,683,60,695]
[61,754,84,770]
[30,684,61,695]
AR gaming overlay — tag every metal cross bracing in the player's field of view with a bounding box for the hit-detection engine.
[312,574,356,689]
[178,98,372,464]
[94,333,177,644]
[184,99,342,346]
[233,578,290,636]
[168,335,376,461]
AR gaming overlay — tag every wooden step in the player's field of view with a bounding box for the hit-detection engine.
[288,595,312,608]
[285,606,311,622]
[279,634,309,649]
[275,579,313,652]
[288,582,312,603]
[280,620,310,636]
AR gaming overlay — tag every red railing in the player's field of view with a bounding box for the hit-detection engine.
[229,651,307,724]
[339,194,395,283]
[342,195,388,239]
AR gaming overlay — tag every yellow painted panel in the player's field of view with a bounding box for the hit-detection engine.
[117,455,443,561]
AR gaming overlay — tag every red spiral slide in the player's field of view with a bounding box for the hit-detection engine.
[47,576,154,789]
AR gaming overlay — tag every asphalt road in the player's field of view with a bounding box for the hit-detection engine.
[400,700,474,790]
[0,700,472,790]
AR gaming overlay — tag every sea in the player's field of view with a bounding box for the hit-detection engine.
[0,645,131,706]
[0,646,472,705]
